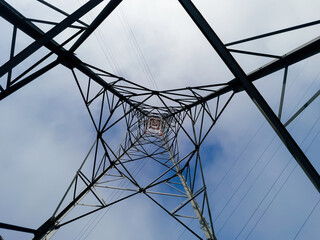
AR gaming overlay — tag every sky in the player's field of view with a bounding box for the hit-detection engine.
[0,0,320,240]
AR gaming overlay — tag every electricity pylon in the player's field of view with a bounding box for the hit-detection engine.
[0,0,319,239]
[31,69,232,239]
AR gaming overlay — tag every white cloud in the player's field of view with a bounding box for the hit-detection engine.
[0,0,319,239]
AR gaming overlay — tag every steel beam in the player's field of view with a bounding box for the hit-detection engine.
[227,48,281,59]
[6,25,17,88]
[0,0,103,78]
[178,0,320,193]
[226,19,320,46]
[0,60,59,101]
[36,0,89,27]
[69,0,123,52]
[0,222,37,234]
[285,90,320,127]
[0,1,145,116]
[33,164,114,240]
[173,35,320,115]
[33,131,144,240]
[278,67,288,120]
[241,35,320,87]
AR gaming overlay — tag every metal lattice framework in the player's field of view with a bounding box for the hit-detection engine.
[0,0,319,239]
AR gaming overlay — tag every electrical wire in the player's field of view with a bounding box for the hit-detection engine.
[70,1,127,237]
[78,157,146,240]
[209,121,266,198]
[230,112,320,239]
[245,116,320,240]
[207,58,310,205]
[75,0,123,76]
[177,68,295,239]
[293,199,320,240]
[215,134,278,225]
[68,3,162,234]
[232,113,320,239]
[244,161,297,240]
[213,66,320,236]
[79,142,156,240]
[65,2,320,239]
[216,134,281,234]
[174,107,269,240]
[117,7,159,91]
[74,159,145,240]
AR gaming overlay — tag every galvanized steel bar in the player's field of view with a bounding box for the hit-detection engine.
[165,143,216,240]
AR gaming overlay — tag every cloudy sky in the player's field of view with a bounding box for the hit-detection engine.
[0,0,320,239]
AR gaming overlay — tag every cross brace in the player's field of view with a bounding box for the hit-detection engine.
[178,0,320,193]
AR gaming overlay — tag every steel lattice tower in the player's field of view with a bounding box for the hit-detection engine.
[0,0,319,239]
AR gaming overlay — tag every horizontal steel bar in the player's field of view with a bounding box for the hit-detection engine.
[37,0,89,27]
[0,222,37,234]
[146,191,188,198]
[0,60,59,101]
[228,48,281,59]
[77,203,102,207]
[226,19,320,46]
[174,35,320,115]
[0,1,145,116]
[95,185,137,191]
[26,18,86,29]
[0,0,102,78]
[174,214,197,219]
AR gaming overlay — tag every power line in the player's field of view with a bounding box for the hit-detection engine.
[216,102,315,235]
[210,63,320,237]
[117,7,159,90]
[209,121,266,198]
[245,115,320,240]
[233,113,320,239]
[79,143,155,240]
[293,199,320,240]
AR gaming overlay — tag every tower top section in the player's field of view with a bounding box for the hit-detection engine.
[145,117,164,136]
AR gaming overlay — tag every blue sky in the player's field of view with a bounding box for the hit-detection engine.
[0,0,320,239]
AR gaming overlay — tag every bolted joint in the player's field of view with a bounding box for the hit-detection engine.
[228,79,243,93]
[57,51,78,69]
[33,216,57,240]
[138,188,146,193]
[177,169,183,175]
[97,131,103,139]
[194,144,200,150]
